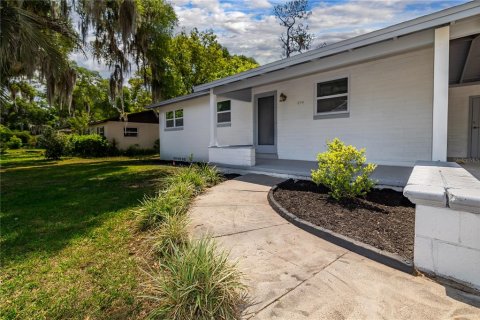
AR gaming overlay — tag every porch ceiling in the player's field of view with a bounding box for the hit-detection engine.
[449,34,480,84]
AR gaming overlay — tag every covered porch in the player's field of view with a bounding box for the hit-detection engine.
[205,23,480,188]
[212,157,413,189]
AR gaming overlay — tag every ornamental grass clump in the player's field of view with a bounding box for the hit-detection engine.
[138,164,223,229]
[145,238,247,320]
[311,138,377,201]
[153,214,190,256]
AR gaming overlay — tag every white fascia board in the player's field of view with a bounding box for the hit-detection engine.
[147,91,209,109]
[194,2,480,92]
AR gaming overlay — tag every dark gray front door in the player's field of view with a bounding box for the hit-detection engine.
[470,96,480,158]
[255,92,276,154]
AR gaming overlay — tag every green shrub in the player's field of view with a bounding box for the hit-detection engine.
[124,144,157,157]
[11,131,32,144]
[38,128,70,160]
[311,138,377,200]
[7,135,22,149]
[146,238,246,320]
[70,134,110,157]
[0,125,13,143]
[153,214,189,256]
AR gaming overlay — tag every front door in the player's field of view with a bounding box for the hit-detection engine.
[255,92,277,154]
[470,96,480,158]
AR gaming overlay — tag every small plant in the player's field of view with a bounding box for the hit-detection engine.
[145,238,246,320]
[7,135,22,149]
[153,214,189,256]
[311,138,376,200]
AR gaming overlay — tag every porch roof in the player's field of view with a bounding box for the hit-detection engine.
[194,2,480,93]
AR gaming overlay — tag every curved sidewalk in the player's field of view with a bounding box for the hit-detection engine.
[189,174,480,319]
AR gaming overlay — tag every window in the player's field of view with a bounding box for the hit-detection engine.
[96,126,104,136]
[315,78,348,116]
[124,127,138,137]
[166,109,183,129]
[217,100,231,124]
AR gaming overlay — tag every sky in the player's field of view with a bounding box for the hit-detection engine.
[73,0,470,78]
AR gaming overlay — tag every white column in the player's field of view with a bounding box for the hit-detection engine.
[209,88,218,147]
[432,26,449,161]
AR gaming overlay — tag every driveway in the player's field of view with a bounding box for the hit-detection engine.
[189,174,480,319]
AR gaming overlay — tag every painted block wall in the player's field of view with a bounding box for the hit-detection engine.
[159,96,210,162]
[447,84,480,158]
[216,98,253,146]
[209,147,255,166]
[414,205,480,290]
[90,121,159,150]
[252,47,435,166]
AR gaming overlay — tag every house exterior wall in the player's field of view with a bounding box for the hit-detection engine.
[90,121,159,150]
[448,84,480,158]
[159,96,210,162]
[251,47,435,166]
[216,98,253,146]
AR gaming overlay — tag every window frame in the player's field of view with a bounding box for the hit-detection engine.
[165,108,184,131]
[124,127,138,137]
[96,126,105,136]
[216,100,231,127]
[314,76,350,119]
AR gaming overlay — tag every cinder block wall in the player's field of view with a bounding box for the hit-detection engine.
[404,161,480,291]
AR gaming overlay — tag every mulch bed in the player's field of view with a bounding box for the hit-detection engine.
[273,179,415,261]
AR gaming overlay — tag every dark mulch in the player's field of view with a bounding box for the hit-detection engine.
[273,179,415,261]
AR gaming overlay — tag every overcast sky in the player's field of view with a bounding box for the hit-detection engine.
[73,0,469,78]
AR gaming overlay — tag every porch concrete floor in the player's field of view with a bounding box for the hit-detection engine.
[216,158,413,188]
[460,162,480,180]
[189,174,480,319]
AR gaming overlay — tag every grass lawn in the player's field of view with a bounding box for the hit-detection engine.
[0,149,178,319]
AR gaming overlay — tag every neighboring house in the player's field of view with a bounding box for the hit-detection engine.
[148,3,480,171]
[89,110,159,150]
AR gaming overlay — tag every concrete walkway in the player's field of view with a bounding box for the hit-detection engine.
[189,174,480,319]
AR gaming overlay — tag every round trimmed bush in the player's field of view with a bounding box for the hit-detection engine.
[7,135,22,149]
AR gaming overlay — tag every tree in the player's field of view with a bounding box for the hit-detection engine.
[274,0,314,58]
[76,0,177,104]
[0,0,80,109]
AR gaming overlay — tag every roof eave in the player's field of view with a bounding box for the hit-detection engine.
[193,1,480,92]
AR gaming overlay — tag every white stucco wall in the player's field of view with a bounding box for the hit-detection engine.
[216,98,253,146]
[252,47,435,166]
[447,84,480,158]
[90,121,159,150]
[159,96,210,162]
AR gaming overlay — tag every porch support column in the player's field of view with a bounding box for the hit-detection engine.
[209,88,218,147]
[432,26,449,161]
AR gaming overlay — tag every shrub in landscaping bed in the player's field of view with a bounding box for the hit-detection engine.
[146,238,246,320]
[312,138,376,200]
[273,179,415,260]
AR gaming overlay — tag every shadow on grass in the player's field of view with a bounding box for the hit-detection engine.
[0,158,175,266]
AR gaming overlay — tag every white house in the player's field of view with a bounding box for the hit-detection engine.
[148,2,480,184]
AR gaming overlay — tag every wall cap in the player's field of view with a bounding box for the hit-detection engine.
[403,161,480,214]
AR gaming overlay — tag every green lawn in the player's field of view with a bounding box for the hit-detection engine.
[0,149,177,319]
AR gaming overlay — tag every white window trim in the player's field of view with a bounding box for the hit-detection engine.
[165,108,184,130]
[124,127,138,137]
[217,100,231,126]
[314,76,350,118]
